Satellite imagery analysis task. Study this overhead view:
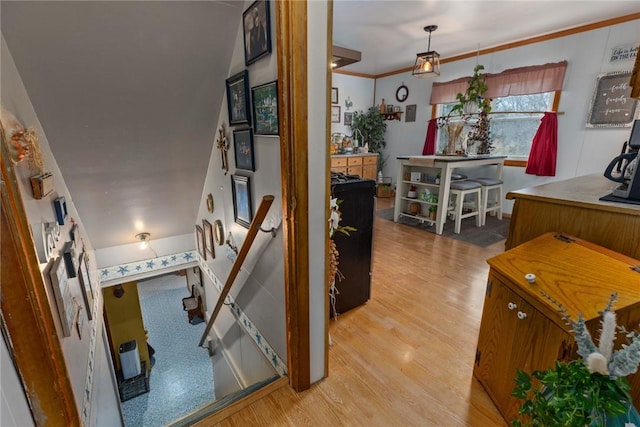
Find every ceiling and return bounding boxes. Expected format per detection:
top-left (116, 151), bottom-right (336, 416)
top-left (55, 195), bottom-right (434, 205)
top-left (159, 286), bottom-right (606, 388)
top-left (2, 1), bottom-right (638, 251)
top-left (333, 1), bottom-right (640, 76)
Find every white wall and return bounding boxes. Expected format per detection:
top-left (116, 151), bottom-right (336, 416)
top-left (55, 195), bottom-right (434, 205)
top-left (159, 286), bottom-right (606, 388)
top-left (197, 0), bottom-right (288, 385)
top-left (307, 0), bottom-right (330, 384)
top-left (1, 37), bottom-right (121, 424)
top-left (367, 19), bottom-right (640, 213)
top-left (330, 73), bottom-right (375, 136)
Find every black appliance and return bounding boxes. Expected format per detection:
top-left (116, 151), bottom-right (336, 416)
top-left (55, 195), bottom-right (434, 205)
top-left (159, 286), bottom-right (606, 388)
top-left (602, 119), bottom-right (640, 204)
top-left (330, 173), bottom-right (376, 317)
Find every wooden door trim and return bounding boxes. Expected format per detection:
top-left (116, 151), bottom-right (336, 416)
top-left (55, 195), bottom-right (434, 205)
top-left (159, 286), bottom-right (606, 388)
top-left (1, 129), bottom-right (80, 425)
top-left (276, 0), bottom-right (311, 391)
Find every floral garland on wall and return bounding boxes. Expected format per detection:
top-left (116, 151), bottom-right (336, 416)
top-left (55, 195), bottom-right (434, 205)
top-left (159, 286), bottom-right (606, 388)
top-left (328, 197), bottom-right (355, 319)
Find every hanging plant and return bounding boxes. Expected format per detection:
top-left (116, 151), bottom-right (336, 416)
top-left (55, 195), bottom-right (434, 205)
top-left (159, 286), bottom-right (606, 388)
top-left (450, 64), bottom-right (490, 117)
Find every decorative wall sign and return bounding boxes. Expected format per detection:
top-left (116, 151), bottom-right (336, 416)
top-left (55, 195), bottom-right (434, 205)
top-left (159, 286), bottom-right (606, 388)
top-left (587, 71), bottom-right (639, 128)
top-left (54, 196), bottom-right (68, 225)
top-left (610, 44), bottom-right (638, 63)
top-left (49, 257), bottom-right (75, 337)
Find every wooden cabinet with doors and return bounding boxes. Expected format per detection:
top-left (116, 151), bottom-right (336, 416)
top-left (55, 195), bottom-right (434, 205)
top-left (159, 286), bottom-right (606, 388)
top-left (331, 153), bottom-right (378, 180)
top-left (474, 232), bottom-right (640, 423)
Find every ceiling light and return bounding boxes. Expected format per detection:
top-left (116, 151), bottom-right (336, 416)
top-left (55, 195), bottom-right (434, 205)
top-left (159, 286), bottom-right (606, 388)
top-left (412, 25), bottom-right (440, 78)
top-left (135, 232), bottom-right (150, 250)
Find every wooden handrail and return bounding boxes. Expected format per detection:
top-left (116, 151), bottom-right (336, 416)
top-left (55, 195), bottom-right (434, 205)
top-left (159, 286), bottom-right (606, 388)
top-left (199, 195), bottom-right (275, 347)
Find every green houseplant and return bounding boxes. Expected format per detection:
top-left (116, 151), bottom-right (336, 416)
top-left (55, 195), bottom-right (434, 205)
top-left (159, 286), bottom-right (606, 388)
top-left (450, 64), bottom-right (489, 117)
top-left (512, 293), bottom-right (640, 427)
top-left (351, 106), bottom-right (388, 172)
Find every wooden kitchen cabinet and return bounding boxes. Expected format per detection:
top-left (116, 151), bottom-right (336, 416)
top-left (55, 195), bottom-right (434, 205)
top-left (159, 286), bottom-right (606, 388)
top-left (474, 232), bottom-right (640, 423)
top-left (331, 154), bottom-right (378, 180)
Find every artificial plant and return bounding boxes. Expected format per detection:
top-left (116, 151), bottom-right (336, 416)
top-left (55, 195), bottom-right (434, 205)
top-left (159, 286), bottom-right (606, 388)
top-left (512, 292), bottom-right (640, 427)
top-left (351, 106), bottom-right (388, 171)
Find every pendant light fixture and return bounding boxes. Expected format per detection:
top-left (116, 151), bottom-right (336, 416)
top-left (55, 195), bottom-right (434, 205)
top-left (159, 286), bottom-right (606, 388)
top-left (412, 25), bottom-right (440, 78)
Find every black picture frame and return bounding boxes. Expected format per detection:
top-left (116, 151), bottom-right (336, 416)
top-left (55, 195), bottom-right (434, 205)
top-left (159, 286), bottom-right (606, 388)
top-left (344, 112), bottom-right (353, 126)
top-left (226, 70), bottom-right (252, 126)
top-left (331, 87), bottom-right (339, 104)
top-left (231, 175), bottom-right (253, 228)
top-left (195, 224), bottom-right (206, 260)
top-left (77, 252), bottom-right (93, 321)
top-left (251, 80), bottom-right (279, 136)
top-left (233, 128), bottom-right (256, 171)
top-left (243, 0), bottom-right (272, 66)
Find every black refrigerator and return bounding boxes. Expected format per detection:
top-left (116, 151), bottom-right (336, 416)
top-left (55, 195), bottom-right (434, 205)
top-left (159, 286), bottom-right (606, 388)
top-left (330, 175), bottom-right (376, 317)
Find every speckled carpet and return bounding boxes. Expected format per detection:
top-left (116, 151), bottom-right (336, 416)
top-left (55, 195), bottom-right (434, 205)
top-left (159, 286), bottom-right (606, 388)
top-left (376, 207), bottom-right (509, 248)
top-left (121, 275), bottom-right (214, 427)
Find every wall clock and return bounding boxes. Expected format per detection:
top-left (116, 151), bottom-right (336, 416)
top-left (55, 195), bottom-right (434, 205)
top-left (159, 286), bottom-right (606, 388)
top-left (213, 220), bottom-right (224, 245)
top-left (395, 84), bottom-right (409, 103)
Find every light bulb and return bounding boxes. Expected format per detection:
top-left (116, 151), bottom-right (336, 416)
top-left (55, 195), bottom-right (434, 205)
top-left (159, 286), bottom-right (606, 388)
top-left (140, 240), bottom-right (148, 250)
top-left (422, 61), bottom-right (433, 72)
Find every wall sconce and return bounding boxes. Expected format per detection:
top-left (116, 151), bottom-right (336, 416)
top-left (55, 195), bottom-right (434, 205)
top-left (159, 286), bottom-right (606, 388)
top-left (135, 232), bottom-right (150, 250)
top-left (412, 25), bottom-right (440, 78)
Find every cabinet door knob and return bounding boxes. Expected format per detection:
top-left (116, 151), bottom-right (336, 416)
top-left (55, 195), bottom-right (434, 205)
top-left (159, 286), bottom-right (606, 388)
top-left (517, 311), bottom-right (528, 320)
top-left (507, 302), bottom-right (517, 310)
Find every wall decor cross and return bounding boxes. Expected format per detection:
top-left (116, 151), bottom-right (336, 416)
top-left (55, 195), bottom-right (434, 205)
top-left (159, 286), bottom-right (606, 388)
top-left (216, 124), bottom-right (230, 175)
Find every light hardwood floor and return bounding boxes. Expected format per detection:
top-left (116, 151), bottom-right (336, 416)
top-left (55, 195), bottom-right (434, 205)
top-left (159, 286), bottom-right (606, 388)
top-left (205, 197), bottom-right (508, 426)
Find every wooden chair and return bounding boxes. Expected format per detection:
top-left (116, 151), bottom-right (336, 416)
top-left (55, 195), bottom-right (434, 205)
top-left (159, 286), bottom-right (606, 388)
top-left (182, 285), bottom-right (204, 324)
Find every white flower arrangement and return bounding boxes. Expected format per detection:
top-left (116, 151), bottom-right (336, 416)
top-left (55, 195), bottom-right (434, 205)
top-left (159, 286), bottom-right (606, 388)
top-left (548, 291), bottom-right (640, 379)
top-left (328, 197), bottom-right (356, 319)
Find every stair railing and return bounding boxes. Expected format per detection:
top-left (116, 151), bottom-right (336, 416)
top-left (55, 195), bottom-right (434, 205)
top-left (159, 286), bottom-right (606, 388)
top-left (199, 195), bottom-right (275, 347)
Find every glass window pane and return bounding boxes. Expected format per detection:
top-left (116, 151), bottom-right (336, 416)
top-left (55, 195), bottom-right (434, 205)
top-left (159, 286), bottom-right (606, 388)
top-left (436, 92), bottom-right (554, 157)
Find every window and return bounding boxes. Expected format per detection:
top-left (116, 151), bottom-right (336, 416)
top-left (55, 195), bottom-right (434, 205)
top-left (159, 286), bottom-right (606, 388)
top-left (437, 92), bottom-right (555, 157)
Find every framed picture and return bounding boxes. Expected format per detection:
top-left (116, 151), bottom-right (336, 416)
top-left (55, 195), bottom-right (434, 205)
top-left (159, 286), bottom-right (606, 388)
top-left (202, 219), bottom-right (215, 258)
top-left (344, 112), bottom-right (353, 126)
top-left (231, 175), bottom-right (253, 228)
top-left (252, 80), bottom-right (279, 136)
top-left (233, 128), bottom-right (255, 171)
top-left (195, 224), bottom-right (206, 259)
top-left (406, 104), bottom-right (417, 122)
top-left (242, 0), bottom-right (271, 66)
top-left (331, 105), bottom-right (341, 123)
top-left (226, 70), bottom-right (252, 126)
top-left (587, 70), bottom-right (639, 128)
top-left (77, 252), bottom-right (94, 321)
top-left (331, 87), bottom-right (339, 104)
